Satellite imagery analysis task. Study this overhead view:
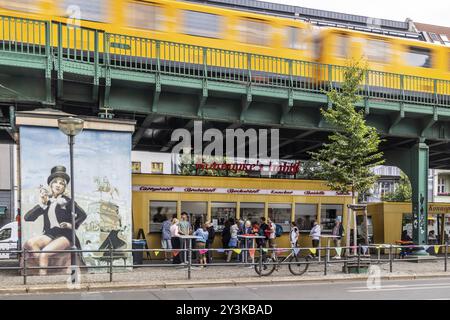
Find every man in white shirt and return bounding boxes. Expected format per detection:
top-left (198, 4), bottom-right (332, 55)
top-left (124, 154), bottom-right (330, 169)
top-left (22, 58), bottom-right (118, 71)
top-left (309, 220), bottom-right (321, 258)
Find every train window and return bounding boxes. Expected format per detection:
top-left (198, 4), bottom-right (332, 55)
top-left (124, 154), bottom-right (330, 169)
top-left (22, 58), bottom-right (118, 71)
top-left (182, 10), bottom-right (222, 38)
top-left (364, 39), bottom-right (391, 63)
top-left (238, 19), bottom-right (270, 46)
top-left (335, 35), bottom-right (349, 58)
top-left (404, 46), bottom-right (432, 68)
top-left (126, 2), bottom-right (164, 31)
top-left (0, 0), bottom-right (40, 13)
top-left (60, 0), bottom-right (108, 23)
top-left (286, 27), bottom-right (307, 50)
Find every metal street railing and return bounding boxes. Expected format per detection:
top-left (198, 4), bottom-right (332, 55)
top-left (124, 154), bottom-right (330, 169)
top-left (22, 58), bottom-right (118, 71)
top-left (0, 242), bottom-right (448, 285)
top-left (0, 15), bottom-right (449, 107)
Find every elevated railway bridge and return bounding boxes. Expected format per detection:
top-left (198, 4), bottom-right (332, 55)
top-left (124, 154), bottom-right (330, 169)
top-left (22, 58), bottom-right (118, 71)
top-left (0, 15), bottom-right (449, 244)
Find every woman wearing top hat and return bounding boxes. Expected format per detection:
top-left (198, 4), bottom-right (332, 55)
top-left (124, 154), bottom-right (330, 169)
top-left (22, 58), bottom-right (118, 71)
top-left (23, 166), bottom-right (87, 275)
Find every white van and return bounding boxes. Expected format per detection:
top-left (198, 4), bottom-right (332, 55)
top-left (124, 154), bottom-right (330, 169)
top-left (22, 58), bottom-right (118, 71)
top-left (0, 221), bottom-right (18, 259)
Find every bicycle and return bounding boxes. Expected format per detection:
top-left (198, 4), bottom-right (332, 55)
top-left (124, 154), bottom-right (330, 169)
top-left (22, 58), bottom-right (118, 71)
top-left (254, 247), bottom-right (311, 276)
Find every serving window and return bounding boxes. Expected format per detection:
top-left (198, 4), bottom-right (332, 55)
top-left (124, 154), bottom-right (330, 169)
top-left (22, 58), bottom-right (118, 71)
top-left (295, 204), bottom-right (317, 232)
top-left (321, 204), bottom-right (343, 232)
top-left (149, 201), bottom-right (176, 233)
top-left (211, 202), bottom-right (237, 232)
top-left (181, 201), bottom-right (207, 230)
top-left (268, 203), bottom-right (292, 232)
top-left (240, 202), bottom-right (265, 224)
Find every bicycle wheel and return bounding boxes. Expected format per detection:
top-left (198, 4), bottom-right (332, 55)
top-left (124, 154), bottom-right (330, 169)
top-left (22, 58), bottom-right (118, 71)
top-left (288, 254), bottom-right (310, 276)
top-left (254, 255), bottom-right (276, 276)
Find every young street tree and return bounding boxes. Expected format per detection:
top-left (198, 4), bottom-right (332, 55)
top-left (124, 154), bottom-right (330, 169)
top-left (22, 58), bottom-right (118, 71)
top-left (309, 61), bottom-right (384, 250)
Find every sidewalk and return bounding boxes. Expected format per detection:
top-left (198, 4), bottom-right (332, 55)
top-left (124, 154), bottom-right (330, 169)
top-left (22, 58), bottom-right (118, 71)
top-left (0, 257), bottom-right (450, 294)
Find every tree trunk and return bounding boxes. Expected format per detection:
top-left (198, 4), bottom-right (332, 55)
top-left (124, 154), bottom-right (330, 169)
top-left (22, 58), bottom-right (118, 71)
top-left (346, 192), bottom-right (356, 256)
top-left (364, 207), bottom-right (369, 246)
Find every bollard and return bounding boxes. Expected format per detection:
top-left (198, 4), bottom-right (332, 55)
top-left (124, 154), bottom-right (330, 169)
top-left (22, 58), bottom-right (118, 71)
top-left (23, 248), bottom-right (27, 285)
top-left (324, 246), bottom-right (328, 276)
top-left (109, 247), bottom-right (113, 282)
top-left (259, 246), bottom-right (263, 277)
top-left (188, 241), bottom-right (192, 280)
top-left (445, 241), bottom-right (448, 272)
top-left (357, 245), bottom-right (361, 273)
top-left (389, 245), bottom-right (393, 273)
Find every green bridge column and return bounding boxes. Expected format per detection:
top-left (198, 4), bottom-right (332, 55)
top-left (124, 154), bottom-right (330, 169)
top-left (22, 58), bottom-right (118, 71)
top-left (409, 142), bottom-right (429, 248)
top-left (385, 141), bottom-right (429, 248)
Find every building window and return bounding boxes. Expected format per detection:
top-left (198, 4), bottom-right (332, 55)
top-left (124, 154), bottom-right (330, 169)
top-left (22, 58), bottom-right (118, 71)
top-left (429, 32), bottom-right (441, 43)
top-left (211, 202), bottom-right (236, 232)
top-left (286, 27), bottom-right (307, 50)
top-left (268, 203), bottom-right (292, 232)
top-left (182, 10), bottom-right (222, 39)
top-left (294, 204), bottom-right (317, 232)
top-left (126, 2), bottom-right (164, 31)
top-left (379, 181), bottom-right (395, 196)
top-left (438, 177), bottom-right (446, 194)
top-left (181, 201), bottom-right (207, 230)
top-left (240, 202), bottom-right (265, 225)
top-left (132, 162), bottom-right (141, 174)
top-left (149, 201), bottom-right (176, 233)
top-left (363, 39), bottom-right (390, 63)
top-left (60, 0), bottom-right (108, 23)
top-left (404, 46), bottom-right (432, 68)
top-left (238, 19), bottom-right (270, 46)
top-left (0, 0), bottom-right (40, 13)
top-left (151, 162), bottom-right (164, 174)
top-left (320, 204), bottom-right (343, 232)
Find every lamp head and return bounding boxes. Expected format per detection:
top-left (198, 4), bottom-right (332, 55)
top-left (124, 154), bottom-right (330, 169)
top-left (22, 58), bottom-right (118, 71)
top-left (58, 117), bottom-right (84, 137)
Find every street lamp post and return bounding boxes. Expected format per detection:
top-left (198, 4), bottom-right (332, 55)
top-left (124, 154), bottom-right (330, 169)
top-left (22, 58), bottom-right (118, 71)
top-left (58, 117), bottom-right (84, 282)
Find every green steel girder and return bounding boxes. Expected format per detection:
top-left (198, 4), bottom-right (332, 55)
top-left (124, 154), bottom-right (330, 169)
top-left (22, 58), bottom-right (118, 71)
top-left (385, 144), bottom-right (429, 246)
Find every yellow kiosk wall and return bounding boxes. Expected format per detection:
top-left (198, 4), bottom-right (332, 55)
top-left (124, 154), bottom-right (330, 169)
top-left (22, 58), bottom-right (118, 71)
top-left (132, 174), bottom-right (353, 259)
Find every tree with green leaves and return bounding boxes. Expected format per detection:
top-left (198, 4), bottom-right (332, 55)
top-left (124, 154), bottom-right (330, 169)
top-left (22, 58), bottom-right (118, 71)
top-left (309, 61), bottom-right (384, 250)
top-left (382, 172), bottom-right (412, 202)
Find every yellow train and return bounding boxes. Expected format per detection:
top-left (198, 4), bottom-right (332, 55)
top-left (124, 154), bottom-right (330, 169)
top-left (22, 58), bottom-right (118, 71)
top-left (0, 0), bottom-right (449, 93)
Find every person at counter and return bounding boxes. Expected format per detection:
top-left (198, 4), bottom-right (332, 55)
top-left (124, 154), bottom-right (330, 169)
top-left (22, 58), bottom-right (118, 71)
top-left (170, 218), bottom-right (181, 264)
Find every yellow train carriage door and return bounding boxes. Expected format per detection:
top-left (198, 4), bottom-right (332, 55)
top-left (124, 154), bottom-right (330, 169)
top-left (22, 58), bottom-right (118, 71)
top-left (52, 0), bottom-right (113, 62)
top-left (114, 1), bottom-right (169, 71)
top-left (0, 0), bottom-right (48, 55)
top-left (169, 7), bottom-right (225, 78)
top-left (398, 43), bottom-right (439, 96)
top-left (281, 22), bottom-right (317, 88)
top-left (362, 36), bottom-right (402, 98)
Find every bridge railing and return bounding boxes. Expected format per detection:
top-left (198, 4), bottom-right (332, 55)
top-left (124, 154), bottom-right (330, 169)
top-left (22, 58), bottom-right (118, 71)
top-left (0, 16), bottom-right (450, 107)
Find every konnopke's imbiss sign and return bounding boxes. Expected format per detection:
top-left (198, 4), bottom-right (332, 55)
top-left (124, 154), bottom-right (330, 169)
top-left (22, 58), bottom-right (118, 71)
top-left (133, 185), bottom-right (352, 196)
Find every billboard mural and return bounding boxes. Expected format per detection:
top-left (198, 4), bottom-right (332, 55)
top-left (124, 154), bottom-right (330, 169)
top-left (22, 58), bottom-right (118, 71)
top-left (20, 126), bottom-right (132, 274)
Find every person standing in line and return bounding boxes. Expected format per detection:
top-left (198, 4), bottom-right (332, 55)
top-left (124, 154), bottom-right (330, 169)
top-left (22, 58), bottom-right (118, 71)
top-left (309, 220), bottom-right (321, 258)
top-left (193, 223), bottom-right (209, 267)
top-left (170, 218), bottom-right (181, 264)
top-left (226, 218), bottom-right (239, 262)
top-left (161, 214), bottom-right (172, 262)
top-left (332, 219), bottom-right (344, 259)
top-left (206, 221), bottom-right (216, 264)
top-left (267, 218), bottom-right (277, 258)
top-left (222, 219), bottom-right (231, 260)
top-left (178, 212), bottom-right (191, 263)
top-left (290, 221), bottom-right (300, 251)
top-left (259, 217), bottom-right (269, 248)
